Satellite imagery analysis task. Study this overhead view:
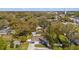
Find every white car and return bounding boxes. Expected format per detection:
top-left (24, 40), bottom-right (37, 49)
top-left (27, 39), bottom-right (34, 43)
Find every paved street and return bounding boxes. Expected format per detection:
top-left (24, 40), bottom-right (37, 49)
top-left (27, 41), bottom-right (50, 50)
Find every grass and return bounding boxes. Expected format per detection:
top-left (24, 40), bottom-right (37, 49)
top-left (53, 47), bottom-right (63, 50)
top-left (64, 45), bottom-right (79, 50)
top-left (35, 44), bottom-right (45, 48)
top-left (52, 44), bottom-right (79, 50)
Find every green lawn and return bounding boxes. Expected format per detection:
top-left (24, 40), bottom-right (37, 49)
top-left (35, 44), bottom-right (45, 48)
top-left (53, 44), bottom-right (79, 50)
top-left (64, 45), bottom-right (79, 50)
top-left (53, 47), bottom-right (63, 50)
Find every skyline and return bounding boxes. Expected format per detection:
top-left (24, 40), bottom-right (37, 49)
top-left (0, 8), bottom-right (78, 11)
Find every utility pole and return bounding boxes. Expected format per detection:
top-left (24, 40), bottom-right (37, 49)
top-left (65, 11), bottom-right (67, 15)
top-left (55, 12), bottom-right (58, 20)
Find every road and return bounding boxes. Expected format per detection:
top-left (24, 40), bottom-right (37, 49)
top-left (27, 41), bottom-right (50, 50)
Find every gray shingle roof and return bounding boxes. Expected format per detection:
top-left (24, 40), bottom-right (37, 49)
top-left (0, 27), bottom-right (11, 34)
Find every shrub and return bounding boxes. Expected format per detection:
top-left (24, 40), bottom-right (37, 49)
top-left (0, 37), bottom-right (7, 50)
top-left (10, 40), bottom-right (14, 48)
top-left (18, 36), bottom-right (27, 42)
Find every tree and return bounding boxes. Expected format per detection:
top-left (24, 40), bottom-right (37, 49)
top-left (18, 36), bottom-right (27, 42)
top-left (9, 17), bottom-right (37, 35)
top-left (46, 22), bottom-right (77, 49)
top-left (74, 12), bottom-right (79, 17)
top-left (58, 34), bottom-right (70, 47)
top-left (61, 22), bottom-right (79, 39)
top-left (0, 20), bottom-right (9, 29)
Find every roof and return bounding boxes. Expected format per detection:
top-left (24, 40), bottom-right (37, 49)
top-left (0, 27), bottom-right (11, 34)
top-left (36, 26), bottom-right (42, 30)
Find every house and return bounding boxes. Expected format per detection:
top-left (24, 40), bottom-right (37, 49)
top-left (31, 26), bottom-right (43, 41)
top-left (36, 26), bottom-right (42, 32)
top-left (0, 27), bottom-right (11, 36)
top-left (36, 26), bottom-right (42, 30)
top-left (70, 17), bottom-right (79, 24)
top-left (31, 26), bottom-right (46, 42)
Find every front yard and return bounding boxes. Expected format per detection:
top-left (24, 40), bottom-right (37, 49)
top-left (6, 42), bottom-right (29, 50)
top-left (35, 44), bottom-right (46, 48)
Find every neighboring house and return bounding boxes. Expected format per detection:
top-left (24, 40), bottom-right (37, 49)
top-left (70, 17), bottom-right (79, 24)
top-left (0, 27), bottom-right (11, 36)
top-left (36, 26), bottom-right (42, 30)
top-left (36, 26), bottom-right (42, 33)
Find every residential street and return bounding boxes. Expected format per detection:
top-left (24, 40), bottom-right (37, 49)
top-left (27, 41), bottom-right (50, 50)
